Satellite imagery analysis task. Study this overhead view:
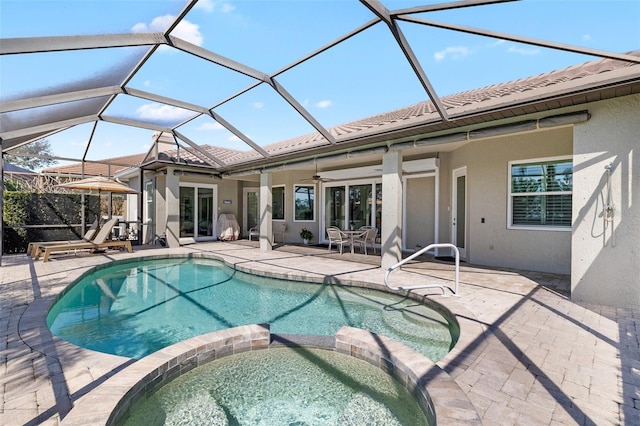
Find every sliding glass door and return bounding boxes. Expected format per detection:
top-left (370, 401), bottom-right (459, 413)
top-left (323, 181), bottom-right (381, 241)
top-left (180, 187), bottom-right (195, 238)
top-left (325, 186), bottom-right (345, 230)
top-left (180, 184), bottom-right (217, 242)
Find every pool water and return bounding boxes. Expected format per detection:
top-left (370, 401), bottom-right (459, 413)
top-left (47, 257), bottom-right (455, 360)
top-left (121, 346), bottom-right (431, 426)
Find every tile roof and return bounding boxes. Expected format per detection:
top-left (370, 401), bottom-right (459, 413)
top-left (48, 51), bottom-right (640, 174)
top-left (43, 153), bottom-right (147, 177)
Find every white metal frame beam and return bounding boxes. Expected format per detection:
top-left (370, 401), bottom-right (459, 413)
top-left (0, 33), bottom-right (166, 55)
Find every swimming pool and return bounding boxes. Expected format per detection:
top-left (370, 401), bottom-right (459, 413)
top-left (47, 257), bottom-right (457, 360)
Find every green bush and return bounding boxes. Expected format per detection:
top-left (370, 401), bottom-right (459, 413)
top-left (3, 192), bottom-right (100, 254)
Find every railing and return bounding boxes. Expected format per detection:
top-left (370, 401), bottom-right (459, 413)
top-left (384, 243), bottom-right (460, 297)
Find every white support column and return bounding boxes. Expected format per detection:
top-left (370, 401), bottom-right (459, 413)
top-left (381, 150), bottom-right (403, 269)
top-left (165, 167), bottom-right (180, 247)
top-left (259, 172), bottom-right (273, 251)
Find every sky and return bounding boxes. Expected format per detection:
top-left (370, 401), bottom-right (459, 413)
top-left (1, 0), bottom-right (639, 170)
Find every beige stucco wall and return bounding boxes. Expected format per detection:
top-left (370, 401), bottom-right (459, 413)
top-left (405, 176), bottom-right (435, 250)
top-left (443, 126), bottom-right (573, 274)
top-left (155, 173), bottom-right (167, 243)
top-left (571, 94), bottom-right (640, 308)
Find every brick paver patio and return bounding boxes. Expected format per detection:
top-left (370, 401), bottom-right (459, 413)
top-left (1, 242), bottom-right (638, 425)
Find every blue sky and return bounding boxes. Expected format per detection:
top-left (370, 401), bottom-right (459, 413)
top-left (1, 0), bottom-right (639, 169)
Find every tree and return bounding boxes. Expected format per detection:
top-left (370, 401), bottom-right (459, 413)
top-left (4, 139), bottom-right (57, 171)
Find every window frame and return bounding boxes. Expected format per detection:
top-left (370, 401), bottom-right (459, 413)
top-left (507, 155), bottom-right (572, 231)
top-left (272, 184), bottom-right (285, 221)
top-left (293, 184), bottom-right (315, 222)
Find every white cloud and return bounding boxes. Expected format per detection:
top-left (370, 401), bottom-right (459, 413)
top-left (434, 46), bottom-right (469, 62)
top-left (252, 101), bottom-right (264, 109)
top-left (137, 103), bottom-right (194, 121)
top-left (507, 46), bottom-right (540, 55)
top-left (132, 15), bottom-right (203, 46)
top-left (219, 3), bottom-right (236, 13)
top-left (229, 134), bottom-right (241, 141)
top-left (582, 34), bottom-right (592, 42)
top-left (143, 80), bottom-right (151, 87)
top-left (316, 100), bottom-right (332, 108)
top-left (198, 122), bottom-right (225, 131)
top-left (195, 0), bottom-right (236, 13)
top-left (195, 0), bottom-right (215, 12)
top-left (173, 20), bottom-right (203, 46)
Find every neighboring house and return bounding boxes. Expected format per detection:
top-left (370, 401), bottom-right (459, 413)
top-left (2, 163), bottom-right (37, 190)
top-left (109, 53), bottom-right (639, 309)
top-left (42, 153), bottom-right (147, 178)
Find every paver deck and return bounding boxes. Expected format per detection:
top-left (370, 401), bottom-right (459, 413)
top-left (1, 241), bottom-right (638, 425)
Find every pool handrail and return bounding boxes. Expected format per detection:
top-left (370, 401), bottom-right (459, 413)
top-left (384, 243), bottom-right (460, 297)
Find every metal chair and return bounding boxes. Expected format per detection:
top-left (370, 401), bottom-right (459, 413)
top-left (353, 227), bottom-right (377, 255)
top-left (326, 227), bottom-right (350, 254)
top-left (249, 223), bottom-right (287, 243)
top-left (274, 223), bottom-right (287, 243)
top-left (248, 226), bottom-right (259, 241)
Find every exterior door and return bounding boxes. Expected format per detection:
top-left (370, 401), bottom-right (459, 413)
top-left (179, 184), bottom-right (217, 242)
top-left (452, 167), bottom-right (467, 259)
top-left (243, 188), bottom-right (259, 236)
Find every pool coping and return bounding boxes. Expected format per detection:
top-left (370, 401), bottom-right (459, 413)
top-left (58, 324), bottom-right (479, 425)
top-left (19, 249), bottom-right (484, 425)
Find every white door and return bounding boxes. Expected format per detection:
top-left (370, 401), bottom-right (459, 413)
top-left (452, 167), bottom-right (467, 259)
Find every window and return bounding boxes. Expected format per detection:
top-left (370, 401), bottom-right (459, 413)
top-left (273, 185), bottom-right (285, 221)
top-left (509, 157), bottom-right (572, 229)
top-left (294, 185), bottom-right (315, 221)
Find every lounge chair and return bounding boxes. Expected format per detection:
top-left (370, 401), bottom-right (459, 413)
top-left (39, 218), bottom-right (133, 262)
top-left (28, 219), bottom-right (100, 258)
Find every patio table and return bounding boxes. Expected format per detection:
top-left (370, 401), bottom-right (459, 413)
top-left (341, 229), bottom-right (368, 254)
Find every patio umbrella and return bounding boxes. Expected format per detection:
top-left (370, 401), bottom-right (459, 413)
top-left (54, 176), bottom-right (139, 195)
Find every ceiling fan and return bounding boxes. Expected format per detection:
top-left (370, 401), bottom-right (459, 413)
top-left (302, 163), bottom-right (332, 184)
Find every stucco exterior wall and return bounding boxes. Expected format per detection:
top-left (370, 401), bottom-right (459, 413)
top-left (155, 173), bottom-right (167, 243)
top-left (571, 94), bottom-right (640, 308)
top-left (444, 127), bottom-right (573, 274)
top-left (405, 176), bottom-right (436, 250)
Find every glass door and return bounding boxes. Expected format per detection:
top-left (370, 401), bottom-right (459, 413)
top-left (198, 187), bottom-right (214, 238)
top-left (325, 186), bottom-right (345, 230)
top-left (180, 187), bottom-right (195, 238)
top-left (323, 181), bottom-right (381, 244)
top-left (348, 184), bottom-right (372, 230)
top-left (243, 188), bottom-right (259, 235)
top-left (452, 167), bottom-right (467, 259)
top-left (180, 185), bottom-right (217, 242)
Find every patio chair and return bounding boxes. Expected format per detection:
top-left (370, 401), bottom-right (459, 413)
top-left (249, 223), bottom-right (287, 243)
top-left (274, 223), bottom-right (287, 243)
top-left (353, 227), bottom-right (377, 255)
top-left (39, 218), bottom-right (133, 262)
top-left (326, 226), bottom-right (350, 254)
top-left (248, 226), bottom-right (259, 241)
top-left (28, 218), bottom-right (100, 258)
